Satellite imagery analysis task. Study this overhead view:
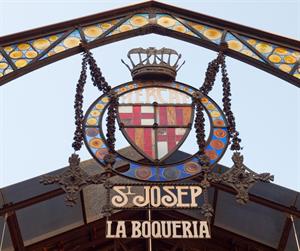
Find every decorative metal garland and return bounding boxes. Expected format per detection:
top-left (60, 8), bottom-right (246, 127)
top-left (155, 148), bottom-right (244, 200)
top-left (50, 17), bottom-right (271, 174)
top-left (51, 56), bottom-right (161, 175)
top-left (193, 45), bottom-right (273, 210)
top-left (41, 45), bottom-right (118, 208)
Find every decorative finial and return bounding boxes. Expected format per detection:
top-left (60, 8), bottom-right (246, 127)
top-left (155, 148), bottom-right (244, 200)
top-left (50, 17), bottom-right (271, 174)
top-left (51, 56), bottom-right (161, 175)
top-left (121, 47), bottom-right (185, 80)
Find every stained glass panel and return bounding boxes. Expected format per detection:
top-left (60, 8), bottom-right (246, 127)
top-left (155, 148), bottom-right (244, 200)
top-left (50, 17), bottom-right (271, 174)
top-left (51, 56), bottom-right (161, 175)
top-left (225, 33), bottom-right (262, 61)
top-left (156, 106), bottom-right (192, 126)
top-left (117, 87), bottom-right (193, 161)
top-left (124, 127), bottom-right (156, 159)
top-left (156, 14), bottom-right (198, 38)
top-left (157, 128), bottom-right (187, 159)
top-left (119, 105), bottom-right (155, 126)
top-left (5, 32), bottom-right (64, 67)
top-left (42, 30), bottom-right (81, 59)
top-left (83, 18), bottom-right (121, 42)
top-left (240, 34), bottom-right (300, 75)
top-left (176, 17), bottom-right (223, 44)
top-left (0, 55), bottom-right (14, 77)
top-left (0, 12), bottom-right (299, 85)
top-left (107, 14), bottom-right (149, 36)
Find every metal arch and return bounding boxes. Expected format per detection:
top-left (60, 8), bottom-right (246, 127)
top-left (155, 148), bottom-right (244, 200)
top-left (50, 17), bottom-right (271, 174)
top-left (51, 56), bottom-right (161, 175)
top-left (0, 1), bottom-right (299, 87)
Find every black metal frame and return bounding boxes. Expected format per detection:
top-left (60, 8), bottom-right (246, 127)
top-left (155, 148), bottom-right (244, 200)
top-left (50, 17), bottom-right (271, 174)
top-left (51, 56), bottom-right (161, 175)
top-left (0, 1), bottom-right (299, 87)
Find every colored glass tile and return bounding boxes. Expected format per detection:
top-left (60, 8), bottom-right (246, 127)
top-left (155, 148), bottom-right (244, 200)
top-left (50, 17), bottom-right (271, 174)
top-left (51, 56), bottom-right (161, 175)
top-left (293, 66), bottom-right (300, 79)
top-left (240, 35), bottom-right (300, 75)
top-left (3, 33), bottom-right (60, 68)
top-left (83, 18), bottom-right (122, 42)
top-left (0, 55), bottom-right (14, 77)
top-left (176, 16), bottom-right (223, 44)
top-left (184, 161), bottom-right (202, 174)
top-left (84, 98), bottom-right (109, 127)
top-left (201, 98), bottom-right (227, 127)
top-left (162, 166), bottom-right (180, 180)
top-left (84, 127), bottom-right (107, 164)
top-left (124, 127), bottom-right (156, 160)
top-left (225, 33), bottom-right (262, 61)
top-left (107, 14), bottom-right (149, 37)
top-left (122, 163), bottom-right (157, 181)
top-left (157, 158), bottom-right (201, 181)
top-left (156, 14), bottom-right (198, 38)
top-left (134, 166), bottom-right (153, 180)
top-left (42, 30), bottom-right (81, 59)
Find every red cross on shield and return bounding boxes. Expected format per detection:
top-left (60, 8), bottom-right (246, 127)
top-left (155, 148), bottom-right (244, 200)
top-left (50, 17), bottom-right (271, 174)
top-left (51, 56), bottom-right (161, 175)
top-left (117, 103), bottom-right (193, 162)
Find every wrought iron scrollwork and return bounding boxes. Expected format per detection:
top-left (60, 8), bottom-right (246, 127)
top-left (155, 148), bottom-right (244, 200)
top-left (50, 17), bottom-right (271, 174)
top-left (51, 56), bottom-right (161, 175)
top-left (100, 154), bottom-right (115, 216)
top-left (200, 169), bottom-right (214, 220)
top-left (220, 152), bottom-right (274, 204)
top-left (40, 154), bottom-right (89, 206)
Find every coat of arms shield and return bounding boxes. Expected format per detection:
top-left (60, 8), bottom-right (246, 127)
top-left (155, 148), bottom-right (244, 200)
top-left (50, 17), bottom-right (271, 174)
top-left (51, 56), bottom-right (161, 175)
top-left (117, 87), bottom-right (194, 163)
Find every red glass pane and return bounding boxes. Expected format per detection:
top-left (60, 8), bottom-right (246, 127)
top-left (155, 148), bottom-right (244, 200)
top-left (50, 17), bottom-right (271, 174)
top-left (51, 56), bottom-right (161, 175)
top-left (118, 105), bottom-right (155, 126)
top-left (157, 128), bottom-right (187, 159)
top-left (124, 128), bottom-right (156, 160)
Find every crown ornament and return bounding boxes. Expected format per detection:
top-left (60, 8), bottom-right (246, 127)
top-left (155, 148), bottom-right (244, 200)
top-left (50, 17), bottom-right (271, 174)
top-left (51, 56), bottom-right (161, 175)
top-left (121, 47), bottom-right (185, 81)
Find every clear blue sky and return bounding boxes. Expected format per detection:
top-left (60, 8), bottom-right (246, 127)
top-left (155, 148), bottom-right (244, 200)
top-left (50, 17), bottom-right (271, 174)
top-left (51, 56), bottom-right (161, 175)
top-left (0, 0), bottom-right (299, 191)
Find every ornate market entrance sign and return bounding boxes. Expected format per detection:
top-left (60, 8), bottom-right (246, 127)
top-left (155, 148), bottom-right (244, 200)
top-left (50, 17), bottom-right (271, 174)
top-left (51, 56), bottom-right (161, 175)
top-left (41, 47), bottom-right (273, 243)
top-left (106, 184), bottom-right (210, 239)
top-left (84, 80), bottom-right (228, 182)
